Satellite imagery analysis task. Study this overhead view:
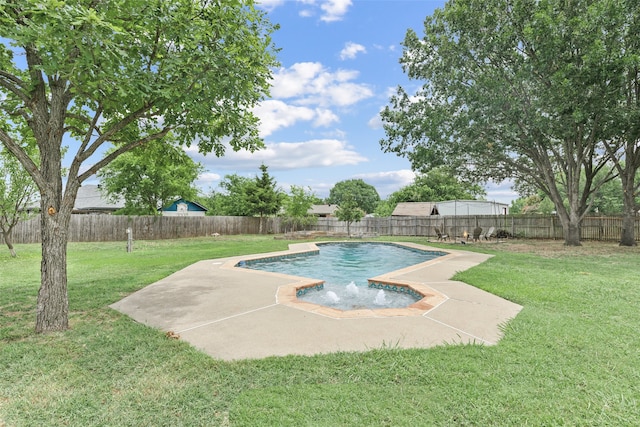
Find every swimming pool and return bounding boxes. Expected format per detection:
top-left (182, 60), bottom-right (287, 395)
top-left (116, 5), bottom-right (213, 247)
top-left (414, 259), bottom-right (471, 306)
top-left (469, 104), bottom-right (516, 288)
top-left (239, 242), bottom-right (445, 310)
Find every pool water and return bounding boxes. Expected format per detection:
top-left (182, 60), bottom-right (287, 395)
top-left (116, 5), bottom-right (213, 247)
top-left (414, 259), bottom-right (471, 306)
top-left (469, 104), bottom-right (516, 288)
top-left (241, 242), bottom-right (444, 310)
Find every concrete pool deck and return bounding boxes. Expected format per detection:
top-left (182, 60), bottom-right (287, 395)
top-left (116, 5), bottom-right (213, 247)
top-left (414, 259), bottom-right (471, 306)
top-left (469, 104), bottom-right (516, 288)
top-left (110, 242), bottom-right (522, 361)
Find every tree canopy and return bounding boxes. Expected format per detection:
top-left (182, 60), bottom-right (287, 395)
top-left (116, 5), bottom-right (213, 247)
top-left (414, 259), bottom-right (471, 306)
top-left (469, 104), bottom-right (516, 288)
top-left (327, 179), bottom-right (380, 214)
top-left (246, 164), bottom-right (283, 233)
top-left (98, 137), bottom-right (203, 215)
top-left (246, 164), bottom-right (283, 218)
top-left (380, 0), bottom-right (636, 245)
top-left (390, 168), bottom-right (485, 204)
top-left (280, 185), bottom-right (320, 232)
top-left (0, 0), bottom-right (278, 332)
top-left (334, 193), bottom-right (364, 237)
top-left (202, 174), bottom-right (254, 216)
top-left (374, 168), bottom-right (486, 217)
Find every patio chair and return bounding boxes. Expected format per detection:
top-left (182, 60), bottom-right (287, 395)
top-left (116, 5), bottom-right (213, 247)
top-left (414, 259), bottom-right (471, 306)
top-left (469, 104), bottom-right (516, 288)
top-left (472, 227), bottom-right (482, 242)
top-left (480, 226), bottom-right (495, 241)
top-left (434, 227), bottom-right (449, 241)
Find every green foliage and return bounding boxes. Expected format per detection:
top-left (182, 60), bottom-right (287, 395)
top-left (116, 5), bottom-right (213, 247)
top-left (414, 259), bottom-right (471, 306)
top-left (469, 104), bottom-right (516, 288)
top-left (590, 176), bottom-right (624, 215)
top-left (374, 168), bottom-right (486, 217)
top-left (246, 164), bottom-right (283, 218)
top-left (327, 179), bottom-right (380, 214)
top-left (98, 137), bottom-right (203, 215)
top-left (373, 200), bottom-right (395, 217)
top-left (280, 185), bottom-right (319, 231)
top-left (391, 168), bottom-right (485, 203)
top-left (203, 165), bottom-right (284, 218)
top-left (380, 0), bottom-right (638, 244)
top-left (335, 193), bottom-right (365, 236)
top-left (0, 147), bottom-right (38, 257)
top-left (203, 174), bottom-right (254, 216)
top-left (510, 193), bottom-right (556, 215)
top-left (0, 0), bottom-right (279, 330)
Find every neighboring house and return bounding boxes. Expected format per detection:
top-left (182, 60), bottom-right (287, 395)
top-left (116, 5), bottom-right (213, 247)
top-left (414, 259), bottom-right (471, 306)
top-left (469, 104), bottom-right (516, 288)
top-left (392, 200), bottom-right (509, 217)
top-left (436, 200), bottom-right (509, 216)
top-left (391, 202), bottom-right (439, 217)
top-left (308, 204), bottom-right (338, 217)
top-left (73, 184), bottom-right (124, 214)
top-left (160, 198), bottom-right (208, 217)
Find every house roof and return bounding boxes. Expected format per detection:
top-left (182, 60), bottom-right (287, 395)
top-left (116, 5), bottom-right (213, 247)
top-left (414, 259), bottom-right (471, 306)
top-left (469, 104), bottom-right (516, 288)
top-left (391, 202), bottom-right (438, 217)
top-left (160, 198), bottom-right (208, 211)
top-left (74, 185), bottom-right (124, 211)
top-left (308, 204), bottom-right (338, 215)
top-left (435, 200), bottom-right (508, 216)
top-left (392, 200), bottom-right (509, 217)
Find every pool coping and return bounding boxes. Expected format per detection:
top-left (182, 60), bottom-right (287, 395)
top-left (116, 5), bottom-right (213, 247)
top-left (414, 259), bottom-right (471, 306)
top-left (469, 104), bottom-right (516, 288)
top-left (110, 241), bottom-right (524, 361)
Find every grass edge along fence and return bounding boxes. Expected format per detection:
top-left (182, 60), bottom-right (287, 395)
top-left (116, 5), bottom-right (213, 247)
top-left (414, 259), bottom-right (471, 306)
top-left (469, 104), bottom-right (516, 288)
top-left (4, 214), bottom-right (638, 244)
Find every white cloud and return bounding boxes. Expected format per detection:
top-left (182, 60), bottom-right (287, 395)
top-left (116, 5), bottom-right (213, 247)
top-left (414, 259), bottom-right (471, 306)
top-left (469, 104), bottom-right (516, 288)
top-left (367, 111), bottom-right (383, 130)
top-left (191, 139), bottom-right (368, 172)
top-left (354, 169), bottom-right (416, 197)
top-left (253, 100), bottom-right (315, 137)
top-left (340, 42), bottom-right (366, 60)
top-left (270, 62), bottom-right (373, 108)
top-left (320, 0), bottom-right (352, 22)
top-left (253, 100), bottom-right (340, 137)
top-left (484, 179), bottom-right (518, 205)
top-left (255, 0), bottom-right (285, 11)
top-left (258, 0), bottom-right (352, 22)
top-left (313, 108), bottom-right (340, 127)
top-left (270, 62), bottom-right (323, 99)
top-left (196, 172), bottom-right (222, 188)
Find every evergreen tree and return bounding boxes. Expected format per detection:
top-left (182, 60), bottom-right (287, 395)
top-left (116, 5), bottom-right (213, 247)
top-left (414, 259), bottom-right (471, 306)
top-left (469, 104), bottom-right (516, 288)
top-left (246, 164), bottom-right (283, 233)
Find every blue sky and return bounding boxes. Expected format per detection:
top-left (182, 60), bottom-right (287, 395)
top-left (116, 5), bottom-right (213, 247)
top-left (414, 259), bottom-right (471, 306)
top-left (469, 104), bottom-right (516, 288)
top-left (184, 0), bottom-right (518, 204)
top-left (1, 0), bottom-right (515, 203)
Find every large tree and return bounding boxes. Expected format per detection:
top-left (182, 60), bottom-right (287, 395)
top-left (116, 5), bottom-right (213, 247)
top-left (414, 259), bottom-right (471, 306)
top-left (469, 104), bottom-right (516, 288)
top-left (246, 164), bottom-right (283, 233)
top-left (598, 0), bottom-right (640, 246)
top-left (98, 136), bottom-right (204, 215)
top-left (203, 174), bottom-right (255, 216)
top-left (380, 0), bottom-right (622, 246)
top-left (375, 168), bottom-right (486, 217)
top-left (327, 179), bottom-right (380, 214)
top-left (0, 1), bottom-right (277, 332)
top-left (390, 168), bottom-right (485, 204)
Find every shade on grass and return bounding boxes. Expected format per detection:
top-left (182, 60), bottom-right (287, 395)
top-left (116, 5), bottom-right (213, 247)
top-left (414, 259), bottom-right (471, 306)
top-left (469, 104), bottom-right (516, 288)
top-left (1, 237), bottom-right (639, 426)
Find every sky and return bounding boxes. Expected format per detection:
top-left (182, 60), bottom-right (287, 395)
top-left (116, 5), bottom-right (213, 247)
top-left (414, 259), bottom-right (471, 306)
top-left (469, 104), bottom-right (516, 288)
top-left (0, 0), bottom-right (517, 204)
top-left (184, 0), bottom-right (519, 204)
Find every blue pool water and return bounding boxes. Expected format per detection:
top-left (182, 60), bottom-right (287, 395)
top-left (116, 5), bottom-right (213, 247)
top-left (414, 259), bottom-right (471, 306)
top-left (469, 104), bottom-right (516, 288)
top-left (240, 242), bottom-right (444, 310)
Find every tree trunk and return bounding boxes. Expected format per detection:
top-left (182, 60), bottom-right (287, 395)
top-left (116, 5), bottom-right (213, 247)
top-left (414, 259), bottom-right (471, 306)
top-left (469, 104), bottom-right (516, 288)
top-left (555, 203), bottom-right (582, 246)
top-left (563, 220), bottom-right (582, 246)
top-left (5, 234), bottom-right (17, 258)
top-left (35, 194), bottom-right (71, 333)
top-left (619, 173), bottom-right (637, 246)
top-left (2, 226), bottom-right (17, 257)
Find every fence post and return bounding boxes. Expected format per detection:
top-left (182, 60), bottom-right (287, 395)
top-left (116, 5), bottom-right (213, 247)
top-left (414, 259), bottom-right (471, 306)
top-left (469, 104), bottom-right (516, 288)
top-left (126, 228), bottom-right (133, 252)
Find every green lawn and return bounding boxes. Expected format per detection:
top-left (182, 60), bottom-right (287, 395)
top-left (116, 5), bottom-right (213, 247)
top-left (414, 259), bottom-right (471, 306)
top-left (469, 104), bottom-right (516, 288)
top-left (1, 236), bottom-right (639, 426)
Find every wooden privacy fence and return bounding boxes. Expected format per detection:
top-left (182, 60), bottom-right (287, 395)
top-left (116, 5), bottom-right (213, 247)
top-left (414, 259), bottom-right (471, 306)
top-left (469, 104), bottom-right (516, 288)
top-left (311, 215), bottom-right (639, 241)
top-left (4, 214), bottom-right (639, 244)
top-left (7, 215), bottom-right (282, 244)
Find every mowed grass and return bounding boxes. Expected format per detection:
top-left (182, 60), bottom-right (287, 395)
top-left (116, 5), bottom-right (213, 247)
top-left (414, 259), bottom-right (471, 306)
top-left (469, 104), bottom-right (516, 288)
top-left (1, 236), bottom-right (639, 426)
